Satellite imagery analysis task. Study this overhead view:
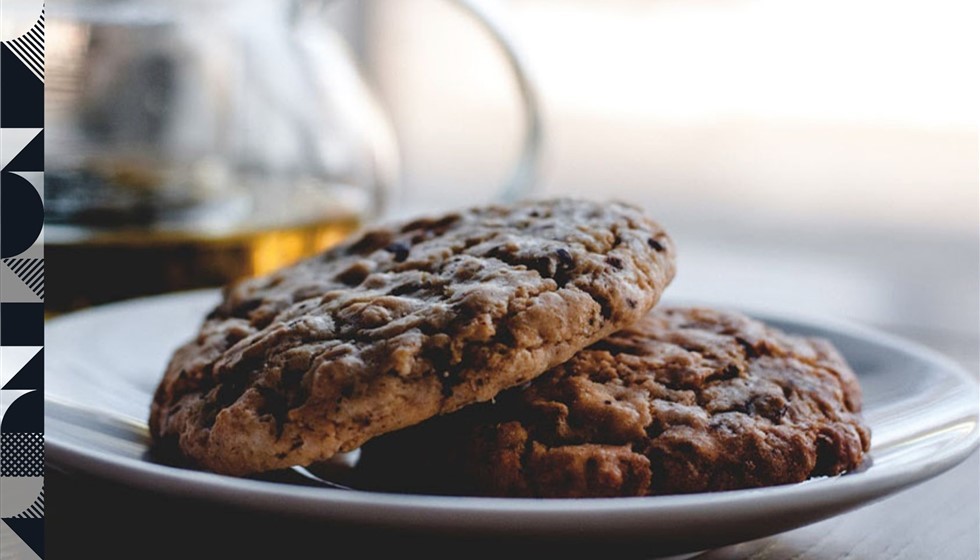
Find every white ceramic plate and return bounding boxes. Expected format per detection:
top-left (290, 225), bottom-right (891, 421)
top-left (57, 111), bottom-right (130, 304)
top-left (45, 291), bottom-right (979, 555)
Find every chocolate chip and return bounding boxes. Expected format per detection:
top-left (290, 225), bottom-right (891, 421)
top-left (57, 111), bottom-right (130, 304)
top-left (606, 255), bottom-right (624, 269)
top-left (229, 297), bottom-right (263, 319)
top-left (556, 248), bottom-right (574, 267)
top-left (530, 255), bottom-right (559, 279)
top-left (592, 292), bottom-right (614, 319)
top-left (385, 242), bottom-right (410, 262)
top-left (348, 230), bottom-right (393, 255)
top-left (707, 364), bottom-right (741, 382)
top-left (735, 337), bottom-right (760, 359)
top-left (648, 238), bottom-right (665, 252)
top-left (224, 330), bottom-right (247, 347)
top-left (390, 282), bottom-right (420, 296)
top-left (550, 248), bottom-right (577, 287)
top-left (336, 263), bottom-right (370, 286)
top-left (432, 214), bottom-right (461, 231)
top-left (256, 386), bottom-right (289, 438)
top-left (401, 214), bottom-right (462, 235)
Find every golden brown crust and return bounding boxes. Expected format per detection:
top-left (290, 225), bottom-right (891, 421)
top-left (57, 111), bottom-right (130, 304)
top-left (360, 307), bottom-right (871, 497)
top-left (149, 199), bottom-right (676, 475)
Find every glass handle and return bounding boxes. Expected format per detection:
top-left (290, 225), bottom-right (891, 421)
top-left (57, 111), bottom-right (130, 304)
top-left (442, 0), bottom-right (544, 202)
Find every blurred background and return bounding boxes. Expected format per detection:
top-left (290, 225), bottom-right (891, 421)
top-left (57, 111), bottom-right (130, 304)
top-left (39, 0), bottom-right (977, 372)
top-left (356, 0), bottom-right (979, 372)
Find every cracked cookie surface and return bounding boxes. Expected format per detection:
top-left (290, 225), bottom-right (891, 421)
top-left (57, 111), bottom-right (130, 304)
top-left (149, 199), bottom-right (676, 475)
top-left (359, 307), bottom-right (871, 497)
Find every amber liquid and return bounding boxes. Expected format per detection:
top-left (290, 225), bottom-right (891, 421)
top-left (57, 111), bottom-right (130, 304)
top-left (46, 216), bottom-right (361, 313)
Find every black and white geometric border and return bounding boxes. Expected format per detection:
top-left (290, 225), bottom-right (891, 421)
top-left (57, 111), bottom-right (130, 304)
top-left (2, 259), bottom-right (44, 299)
top-left (1, 1), bottom-right (46, 558)
top-left (10, 487), bottom-right (44, 519)
top-left (4, 8), bottom-right (43, 82)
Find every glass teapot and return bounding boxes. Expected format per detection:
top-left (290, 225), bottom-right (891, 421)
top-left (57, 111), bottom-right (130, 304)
top-left (44, 0), bottom-right (541, 311)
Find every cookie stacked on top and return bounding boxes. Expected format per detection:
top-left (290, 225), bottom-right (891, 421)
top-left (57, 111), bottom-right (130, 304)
top-left (150, 199), bottom-right (870, 496)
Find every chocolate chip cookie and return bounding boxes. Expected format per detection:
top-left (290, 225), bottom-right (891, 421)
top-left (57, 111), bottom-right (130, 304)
top-left (359, 307), bottom-right (871, 497)
top-left (149, 199), bottom-right (676, 476)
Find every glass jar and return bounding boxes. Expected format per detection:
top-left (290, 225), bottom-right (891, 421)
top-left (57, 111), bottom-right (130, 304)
top-left (44, 0), bottom-right (541, 311)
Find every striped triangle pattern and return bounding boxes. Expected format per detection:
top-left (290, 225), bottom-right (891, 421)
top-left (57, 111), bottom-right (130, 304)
top-left (3, 8), bottom-right (44, 83)
top-left (2, 259), bottom-right (43, 299)
top-left (10, 488), bottom-right (44, 519)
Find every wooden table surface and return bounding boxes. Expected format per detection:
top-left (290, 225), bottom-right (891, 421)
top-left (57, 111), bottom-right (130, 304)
top-left (697, 450), bottom-right (979, 559)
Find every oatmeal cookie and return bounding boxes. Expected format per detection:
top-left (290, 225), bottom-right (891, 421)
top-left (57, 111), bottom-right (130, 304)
top-left (149, 199), bottom-right (676, 476)
top-left (360, 307), bottom-right (871, 497)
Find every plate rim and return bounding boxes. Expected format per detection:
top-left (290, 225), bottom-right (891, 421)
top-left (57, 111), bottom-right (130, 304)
top-left (44, 290), bottom-right (980, 525)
